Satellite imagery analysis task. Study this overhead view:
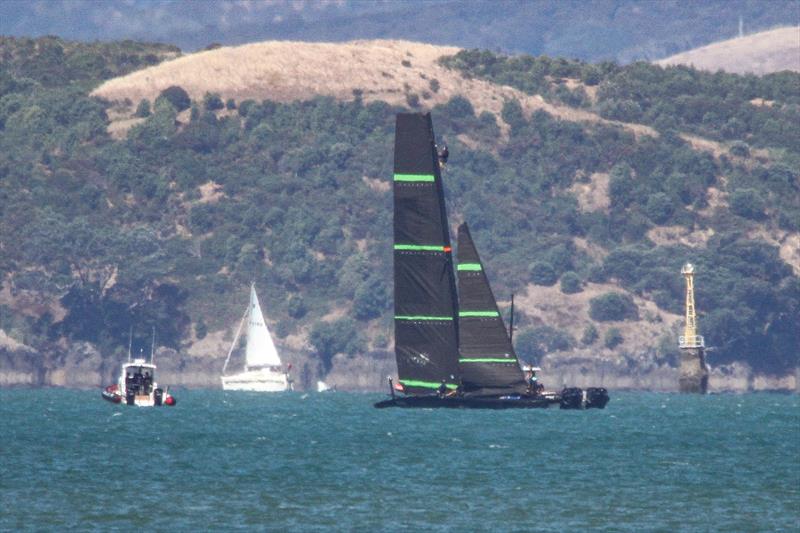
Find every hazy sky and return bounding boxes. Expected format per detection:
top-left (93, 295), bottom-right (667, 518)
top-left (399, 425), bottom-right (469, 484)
top-left (1, 0), bottom-right (798, 62)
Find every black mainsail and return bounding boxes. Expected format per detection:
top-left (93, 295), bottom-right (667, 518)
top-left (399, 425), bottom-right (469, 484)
top-left (456, 223), bottom-right (527, 395)
top-left (393, 113), bottom-right (460, 394)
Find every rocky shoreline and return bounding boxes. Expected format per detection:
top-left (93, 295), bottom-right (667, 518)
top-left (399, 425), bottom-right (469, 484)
top-left (2, 343), bottom-right (797, 393)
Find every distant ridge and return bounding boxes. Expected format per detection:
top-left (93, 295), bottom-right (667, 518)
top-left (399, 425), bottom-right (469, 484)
top-left (656, 26), bottom-right (800, 75)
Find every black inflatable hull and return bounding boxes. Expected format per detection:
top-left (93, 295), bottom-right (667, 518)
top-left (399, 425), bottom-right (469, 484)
top-left (374, 394), bottom-right (557, 409)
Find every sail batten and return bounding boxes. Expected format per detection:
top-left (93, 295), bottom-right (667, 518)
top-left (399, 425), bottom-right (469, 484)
top-left (456, 223), bottom-right (527, 395)
top-left (393, 113), bottom-right (460, 394)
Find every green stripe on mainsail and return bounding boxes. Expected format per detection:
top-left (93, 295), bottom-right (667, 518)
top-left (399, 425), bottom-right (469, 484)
top-left (458, 311), bottom-right (500, 317)
top-left (395, 315), bottom-right (453, 321)
top-left (457, 263), bottom-right (482, 271)
top-left (459, 358), bottom-right (515, 363)
top-left (399, 380), bottom-right (458, 390)
top-left (394, 173), bottom-right (435, 182)
top-left (394, 244), bottom-right (446, 252)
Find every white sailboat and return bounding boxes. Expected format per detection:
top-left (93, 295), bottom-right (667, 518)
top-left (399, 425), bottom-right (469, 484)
top-left (221, 283), bottom-right (292, 392)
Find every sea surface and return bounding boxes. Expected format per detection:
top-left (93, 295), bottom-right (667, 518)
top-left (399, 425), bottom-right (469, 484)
top-left (1, 390), bottom-right (798, 531)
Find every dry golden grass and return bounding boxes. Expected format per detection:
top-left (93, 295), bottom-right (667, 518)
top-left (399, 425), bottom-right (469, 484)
top-left (647, 226), bottom-right (715, 248)
top-left (569, 172), bottom-right (610, 212)
top-left (92, 39), bottom-right (654, 138)
top-left (657, 26), bottom-right (800, 75)
top-left (515, 281), bottom-right (682, 366)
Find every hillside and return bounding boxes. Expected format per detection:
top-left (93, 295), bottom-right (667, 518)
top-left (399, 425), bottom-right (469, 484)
top-left (1, 37), bottom-right (798, 392)
top-left (92, 40), bottom-right (651, 140)
top-left (656, 26), bottom-right (800, 75)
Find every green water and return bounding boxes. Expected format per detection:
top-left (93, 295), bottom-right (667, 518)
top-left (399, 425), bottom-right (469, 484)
top-left (1, 390), bottom-right (798, 531)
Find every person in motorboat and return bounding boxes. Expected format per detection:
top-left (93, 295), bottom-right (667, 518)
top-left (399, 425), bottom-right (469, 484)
top-left (143, 372), bottom-right (152, 394)
top-left (437, 380), bottom-right (448, 398)
top-left (133, 369), bottom-right (143, 393)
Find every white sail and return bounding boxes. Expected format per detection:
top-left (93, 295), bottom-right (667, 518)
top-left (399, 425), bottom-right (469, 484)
top-left (245, 284), bottom-right (282, 368)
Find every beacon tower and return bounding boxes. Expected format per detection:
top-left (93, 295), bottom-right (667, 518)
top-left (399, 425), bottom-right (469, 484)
top-left (678, 263), bottom-right (709, 393)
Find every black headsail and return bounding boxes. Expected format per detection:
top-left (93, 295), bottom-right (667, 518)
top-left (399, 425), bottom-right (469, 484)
top-left (393, 113), bottom-right (460, 395)
top-left (456, 223), bottom-right (527, 395)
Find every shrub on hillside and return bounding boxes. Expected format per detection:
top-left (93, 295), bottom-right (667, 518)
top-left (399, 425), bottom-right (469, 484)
top-left (604, 327), bottom-right (623, 349)
top-left (560, 271), bottom-right (583, 294)
top-left (730, 188), bottom-right (766, 220)
top-left (581, 324), bottom-right (599, 346)
top-left (203, 92), bottom-right (224, 111)
top-left (529, 261), bottom-right (558, 286)
top-left (134, 99), bottom-right (151, 118)
top-left (645, 192), bottom-right (674, 224)
top-left (158, 85), bottom-right (191, 112)
top-left (589, 292), bottom-right (638, 321)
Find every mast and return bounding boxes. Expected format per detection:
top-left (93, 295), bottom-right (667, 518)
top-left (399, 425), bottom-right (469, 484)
top-left (127, 327), bottom-right (133, 363)
top-left (222, 307), bottom-right (249, 376)
top-left (392, 113), bottom-right (460, 394)
top-left (509, 293), bottom-right (515, 344)
top-left (150, 327), bottom-right (156, 365)
top-left (456, 223), bottom-right (527, 395)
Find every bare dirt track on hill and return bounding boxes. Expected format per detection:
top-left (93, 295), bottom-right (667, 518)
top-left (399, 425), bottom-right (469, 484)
top-left (657, 26), bottom-right (800, 75)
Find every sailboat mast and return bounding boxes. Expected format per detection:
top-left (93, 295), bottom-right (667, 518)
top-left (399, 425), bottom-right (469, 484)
top-left (150, 327), bottom-right (156, 364)
top-left (509, 293), bottom-right (515, 344)
top-left (222, 307), bottom-right (249, 375)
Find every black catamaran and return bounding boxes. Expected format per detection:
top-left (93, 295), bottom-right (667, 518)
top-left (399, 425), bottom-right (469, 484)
top-left (375, 112), bottom-right (609, 409)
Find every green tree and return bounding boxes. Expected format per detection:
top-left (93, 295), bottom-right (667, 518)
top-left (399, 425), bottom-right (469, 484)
top-left (589, 292), bottom-right (639, 321)
top-left (529, 261), bottom-right (557, 286)
top-left (604, 327), bottom-right (623, 349)
top-left (560, 271), bottom-right (583, 294)
top-left (158, 85), bottom-right (191, 112)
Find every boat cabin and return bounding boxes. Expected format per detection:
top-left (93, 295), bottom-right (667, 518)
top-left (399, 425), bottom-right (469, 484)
top-left (120, 359), bottom-right (157, 396)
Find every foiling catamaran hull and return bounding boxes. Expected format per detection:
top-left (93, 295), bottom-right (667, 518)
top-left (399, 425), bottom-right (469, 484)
top-left (374, 395), bottom-right (555, 409)
top-left (374, 387), bottom-right (609, 410)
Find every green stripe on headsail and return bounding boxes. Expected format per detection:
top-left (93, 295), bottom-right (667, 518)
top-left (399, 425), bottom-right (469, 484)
top-left (459, 358), bottom-right (516, 363)
top-left (399, 379), bottom-right (458, 390)
top-left (395, 315), bottom-right (453, 321)
top-left (394, 173), bottom-right (435, 182)
top-left (458, 311), bottom-right (500, 317)
top-left (394, 244), bottom-right (447, 252)
top-left (457, 263), bottom-right (482, 271)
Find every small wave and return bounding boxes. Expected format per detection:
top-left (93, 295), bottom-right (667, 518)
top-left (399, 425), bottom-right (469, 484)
top-left (489, 444), bottom-right (508, 449)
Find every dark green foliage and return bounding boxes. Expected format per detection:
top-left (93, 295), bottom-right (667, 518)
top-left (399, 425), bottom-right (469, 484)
top-left (604, 327), bottom-right (623, 349)
top-left (309, 318), bottom-right (362, 371)
top-left (529, 261), bottom-right (557, 286)
top-left (203, 92), bottom-right (224, 111)
top-left (730, 188), bottom-right (766, 220)
top-left (287, 295), bottom-right (307, 319)
top-left (515, 325), bottom-right (575, 362)
top-left (159, 85), bottom-right (191, 112)
top-left (134, 99), bottom-right (151, 118)
top-left (581, 324), bottom-right (599, 346)
top-left (353, 276), bottom-right (389, 320)
top-left (645, 192), bottom-right (674, 224)
top-left (729, 141), bottom-right (750, 157)
top-left (589, 293), bottom-right (639, 321)
top-left (560, 271), bottom-right (582, 294)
